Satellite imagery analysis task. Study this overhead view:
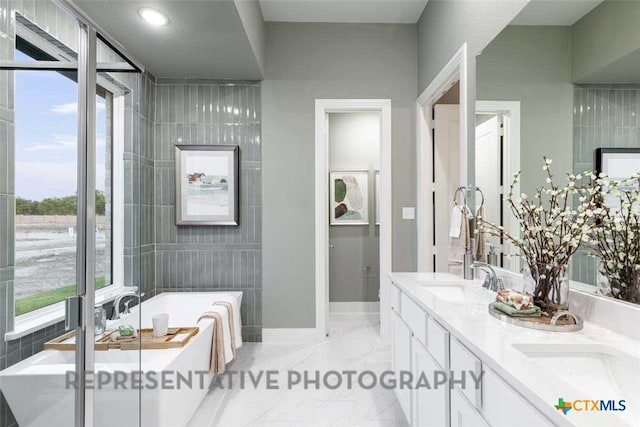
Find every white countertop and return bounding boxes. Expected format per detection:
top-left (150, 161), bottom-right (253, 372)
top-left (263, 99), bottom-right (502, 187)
top-left (389, 272), bottom-right (640, 427)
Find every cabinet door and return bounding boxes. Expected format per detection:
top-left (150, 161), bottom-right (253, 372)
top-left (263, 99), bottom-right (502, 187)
top-left (412, 337), bottom-right (447, 427)
top-left (392, 311), bottom-right (412, 422)
top-left (482, 368), bottom-right (554, 427)
top-left (451, 390), bottom-right (489, 427)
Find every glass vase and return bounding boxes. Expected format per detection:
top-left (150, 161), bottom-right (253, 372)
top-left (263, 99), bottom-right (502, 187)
top-left (525, 264), bottom-right (570, 314)
top-left (598, 261), bottom-right (640, 304)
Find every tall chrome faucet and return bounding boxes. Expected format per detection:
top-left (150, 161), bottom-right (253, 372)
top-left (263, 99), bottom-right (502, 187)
top-left (472, 262), bottom-right (503, 292)
top-left (111, 288), bottom-right (145, 320)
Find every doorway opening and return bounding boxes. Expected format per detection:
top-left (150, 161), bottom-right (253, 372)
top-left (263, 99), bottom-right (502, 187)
top-left (432, 85), bottom-right (462, 274)
top-left (315, 100), bottom-right (392, 342)
top-left (416, 44), bottom-right (470, 273)
top-left (475, 101), bottom-right (521, 271)
top-left (328, 113), bottom-right (381, 321)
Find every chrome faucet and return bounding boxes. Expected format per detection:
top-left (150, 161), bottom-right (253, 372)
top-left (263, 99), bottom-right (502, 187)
top-left (111, 288), bottom-right (145, 320)
top-left (472, 262), bottom-right (503, 292)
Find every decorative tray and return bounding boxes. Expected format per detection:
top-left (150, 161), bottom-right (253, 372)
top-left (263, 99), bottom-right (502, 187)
top-left (43, 327), bottom-right (199, 351)
top-left (488, 305), bottom-right (583, 332)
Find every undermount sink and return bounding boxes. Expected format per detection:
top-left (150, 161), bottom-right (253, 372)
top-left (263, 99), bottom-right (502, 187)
top-left (417, 283), bottom-right (466, 302)
top-left (513, 343), bottom-right (640, 413)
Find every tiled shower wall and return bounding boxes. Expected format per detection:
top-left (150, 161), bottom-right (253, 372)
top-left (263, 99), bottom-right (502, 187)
top-left (153, 79), bottom-right (262, 342)
top-left (572, 84), bottom-right (640, 285)
top-left (123, 72), bottom-right (157, 299)
top-left (0, 21), bottom-right (17, 423)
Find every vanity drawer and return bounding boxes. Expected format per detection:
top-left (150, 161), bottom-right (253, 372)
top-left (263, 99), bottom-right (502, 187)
top-left (400, 293), bottom-right (427, 345)
top-left (426, 316), bottom-right (448, 368)
top-left (482, 368), bottom-right (553, 427)
top-left (450, 337), bottom-right (482, 409)
top-left (391, 283), bottom-right (401, 312)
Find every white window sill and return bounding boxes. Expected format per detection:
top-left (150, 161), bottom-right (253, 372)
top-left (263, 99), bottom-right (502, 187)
top-left (4, 286), bottom-right (136, 341)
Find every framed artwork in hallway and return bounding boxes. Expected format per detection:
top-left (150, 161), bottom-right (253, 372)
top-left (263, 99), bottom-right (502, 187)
top-left (330, 170), bottom-right (369, 225)
top-left (175, 145), bottom-right (240, 226)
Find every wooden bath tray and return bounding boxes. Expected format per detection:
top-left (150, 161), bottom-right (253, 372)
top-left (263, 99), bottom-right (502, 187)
top-left (44, 327), bottom-right (199, 351)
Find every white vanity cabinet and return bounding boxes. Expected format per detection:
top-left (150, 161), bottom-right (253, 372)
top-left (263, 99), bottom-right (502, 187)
top-left (451, 389), bottom-right (489, 427)
top-left (390, 282), bottom-right (554, 427)
top-left (411, 336), bottom-right (448, 427)
top-left (392, 284), bottom-right (449, 427)
top-left (392, 309), bottom-right (412, 419)
top-left (482, 368), bottom-right (554, 427)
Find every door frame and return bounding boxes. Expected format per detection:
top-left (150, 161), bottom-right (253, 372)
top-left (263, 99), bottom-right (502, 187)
top-left (476, 100), bottom-right (521, 271)
top-left (416, 44), bottom-right (470, 272)
top-left (314, 99), bottom-right (392, 342)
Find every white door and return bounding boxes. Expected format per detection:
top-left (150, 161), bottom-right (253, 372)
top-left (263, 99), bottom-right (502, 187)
top-left (475, 115), bottom-right (501, 263)
top-left (433, 104), bottom-right (461, 273)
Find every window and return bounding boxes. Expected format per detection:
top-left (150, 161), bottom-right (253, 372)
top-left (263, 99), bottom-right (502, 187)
top-left (13, 44), bottom-right (115, 316)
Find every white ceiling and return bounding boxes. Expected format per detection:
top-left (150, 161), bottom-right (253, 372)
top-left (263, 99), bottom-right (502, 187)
top-left (259, 0), bottom-right (429, 24)
top-left (511, 0), bottom-right (604, 26)
top-left (74, 0), bottom-right (263, 79)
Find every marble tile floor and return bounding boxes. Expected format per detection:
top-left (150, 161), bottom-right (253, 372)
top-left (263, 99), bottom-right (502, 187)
top-left (187, 313), bottom-right (409, 427)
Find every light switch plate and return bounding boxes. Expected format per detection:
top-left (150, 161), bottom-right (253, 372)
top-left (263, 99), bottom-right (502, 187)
top-left (402, 207), bottom-right (415, 220)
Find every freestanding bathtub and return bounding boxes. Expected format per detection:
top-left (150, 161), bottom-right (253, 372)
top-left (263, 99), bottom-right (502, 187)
top-left (0, 292), bottom-right (242, 427)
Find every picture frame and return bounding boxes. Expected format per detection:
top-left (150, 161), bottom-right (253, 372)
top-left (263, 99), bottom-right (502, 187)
top-left (175, 145), bottom-right (240, 226)
top-left (595, 148), bottom-right (640, 211)
top-left (595, 148), bottom-right (640, 178)
top-left (330, 170), bottom-right (369, 225)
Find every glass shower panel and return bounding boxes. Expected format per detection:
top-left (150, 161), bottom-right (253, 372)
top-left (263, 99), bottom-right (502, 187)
top-left (0, 2), bottom-right (143, 427)
top-left (93, 64), bottom-right (142, 424)
top-left (0, 3), bottom-right (85, 427)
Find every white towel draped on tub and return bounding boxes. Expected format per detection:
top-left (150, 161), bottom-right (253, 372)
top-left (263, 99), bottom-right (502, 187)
top-left (198, 305), bottom-right (234, 373)
top-left (213, 295), bottom-right (242, 349)
top-left (209, 305), bottom-right (234, 363)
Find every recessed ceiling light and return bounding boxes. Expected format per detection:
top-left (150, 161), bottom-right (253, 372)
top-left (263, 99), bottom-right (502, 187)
top-left (138, 8), bottom-right (169, 26)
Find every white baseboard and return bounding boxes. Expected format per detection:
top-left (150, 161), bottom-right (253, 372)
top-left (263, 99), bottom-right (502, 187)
top-left (262, 328), bottom-right (318, 343)
top-left (330, 302), bottom-right (380, 314)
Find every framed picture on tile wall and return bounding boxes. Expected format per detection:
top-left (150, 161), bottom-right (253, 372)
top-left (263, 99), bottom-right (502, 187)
top-left (595, 148), bottom-right (640, 211)
top-left (175, 145), bottom-right (239, 225)
top-left (330, 171), bottom-right (369, 225)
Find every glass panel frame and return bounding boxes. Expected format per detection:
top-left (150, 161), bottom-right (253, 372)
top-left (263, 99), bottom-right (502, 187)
top-left (0, 1), bottom-right (143, 425)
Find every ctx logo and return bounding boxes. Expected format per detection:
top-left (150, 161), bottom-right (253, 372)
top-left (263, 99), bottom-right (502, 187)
top-left (554, 398), bottom-right (627, 415)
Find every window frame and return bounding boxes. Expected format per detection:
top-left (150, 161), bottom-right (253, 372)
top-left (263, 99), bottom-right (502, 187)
top-left (6, 18), bottom-right (128, 338)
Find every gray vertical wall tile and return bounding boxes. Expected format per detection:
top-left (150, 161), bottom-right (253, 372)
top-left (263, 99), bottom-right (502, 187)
top-left (153, 78), bottom-right (261, 337)
top-left (573, 84), bottom-right (640, 285)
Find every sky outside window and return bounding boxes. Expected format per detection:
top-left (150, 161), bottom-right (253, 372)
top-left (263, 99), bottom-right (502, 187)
top-left (14, 49), bottom-right (107, 202)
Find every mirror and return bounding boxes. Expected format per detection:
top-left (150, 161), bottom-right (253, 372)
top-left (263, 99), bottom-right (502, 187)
top-left (474, 0), bottom-right (640, 305)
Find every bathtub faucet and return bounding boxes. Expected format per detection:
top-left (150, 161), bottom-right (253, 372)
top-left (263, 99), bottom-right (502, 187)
top-left (111, 288), bottom-right (145, 320)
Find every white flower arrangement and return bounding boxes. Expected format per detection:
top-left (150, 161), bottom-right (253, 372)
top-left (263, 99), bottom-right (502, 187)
top-left (587, 173), bottom-right (640, 304)
top-left (478, 157), bottom-right (601, 313)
